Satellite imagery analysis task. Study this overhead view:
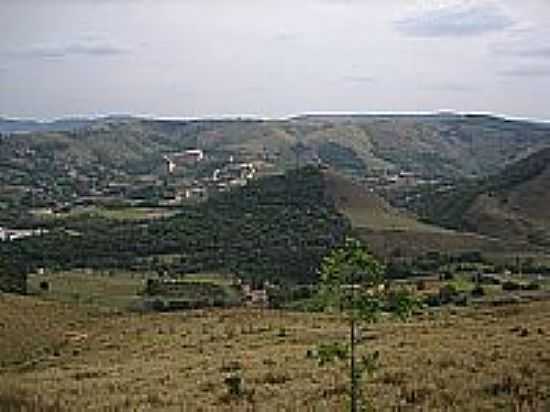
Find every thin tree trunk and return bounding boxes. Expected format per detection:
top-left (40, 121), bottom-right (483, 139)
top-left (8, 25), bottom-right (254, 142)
top-left (350, 314), bottom-right (357, 412)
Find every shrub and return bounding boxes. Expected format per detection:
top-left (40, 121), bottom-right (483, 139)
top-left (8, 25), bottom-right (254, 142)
top-left (502, 281), bottom-right (521, 291)
top-left (424, 294), bottom-right (441, 307)
top-left (523, 282), bottom-right (541, 291)
top-left (454, 293), bottom-right (469, 306)
top-left (416, 280), bottom-right (427, 291)
top-left (224, 373), bottom-right (243, 397)
top-left (150, 299), bottom-right (166, 311)
top-left (440, 271), bottom-right (455, 281)
top-left (261, 370), bottom-right (290, 385)
top-left (471, 285), bottom-right (485, 297)
top-left (439, 284), bottom-right (458, 304)
top-left (478, 275), bottom-right (502, 285)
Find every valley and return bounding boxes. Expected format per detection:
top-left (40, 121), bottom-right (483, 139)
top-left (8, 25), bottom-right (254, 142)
top-left (1, 114), bottom-right (550, 411)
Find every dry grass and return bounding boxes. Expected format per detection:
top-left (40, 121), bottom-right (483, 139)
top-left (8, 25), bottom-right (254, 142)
top-left (356, 227), bottom-right (534, 258)
top-left (1, 294), bottom-right (550, 411)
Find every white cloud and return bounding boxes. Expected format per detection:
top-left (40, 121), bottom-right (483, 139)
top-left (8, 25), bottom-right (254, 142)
top-left (342, 75), bottom-right (376, 83)
top-left (4, 39), bottom-right (131, 60)
top-left (492, 29), bottom-right (550, 59)
top-left (425, 82), bottom-right (475, 92)
top-left (395, 2), bottom-right (515, 37)
top-left (498, 66), bottom-right (550, 77)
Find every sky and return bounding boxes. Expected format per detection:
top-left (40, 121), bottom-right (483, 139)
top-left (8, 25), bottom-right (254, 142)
top-left (1, 0), bottom-right (549, 120)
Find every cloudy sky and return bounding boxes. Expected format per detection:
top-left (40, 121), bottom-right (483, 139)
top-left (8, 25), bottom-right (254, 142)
top-left (1, 0), bottom-right (549, 120)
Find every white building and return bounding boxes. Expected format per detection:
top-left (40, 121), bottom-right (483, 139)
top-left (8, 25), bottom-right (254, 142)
top-left (164, 149), bottom-right (205, 174)
top-left (0, 227), bottom-right (46, 242)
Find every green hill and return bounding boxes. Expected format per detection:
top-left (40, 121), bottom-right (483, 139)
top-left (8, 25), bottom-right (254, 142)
top-left (2, 113), bottom-right (549, 183)
top-left (0, 167), bottom-right (350, 289)
top-left (414, 147), bottom-right (550, 247)
top-left (2, 113), bottom-right (550, 274)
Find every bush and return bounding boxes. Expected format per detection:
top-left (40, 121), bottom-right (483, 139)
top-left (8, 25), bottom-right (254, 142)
top-left (454, 293), bottom-right (469, 306)
top-left (478, 274), bottom-right (502, 285)
top-left (440, 271), bottom-right (455, 281)
top-left (150, 298), bottom-right (166, 311)
top-left (424, 294), bottom-right (441, 307)
top-left (502, 281), bottom-right (521, 291)
top-left (426, 284), bottom-right (463, 306)
top-left (416, 280), bottom-right (427, 291)
top-left (523, 282), bottom-right (541, 291)
top-left (224, 373), bottom-right (243, 397)
top-left (461, 251), bottom-right (484, 263)
top-left (439, 284), bottom-right (458, 304)
top-left (471, 285), bottom-right (485, 297)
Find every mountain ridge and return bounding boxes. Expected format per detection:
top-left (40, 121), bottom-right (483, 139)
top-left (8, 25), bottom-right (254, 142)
top-left (2, 114), bottom-right (549, 180)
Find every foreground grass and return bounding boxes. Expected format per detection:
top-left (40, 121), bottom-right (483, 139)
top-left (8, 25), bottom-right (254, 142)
top-left (1, 294), bottom-right (550, 411)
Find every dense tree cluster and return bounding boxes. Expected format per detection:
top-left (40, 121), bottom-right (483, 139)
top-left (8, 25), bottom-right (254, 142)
top-left (0, 167), bottom-right (350, 292)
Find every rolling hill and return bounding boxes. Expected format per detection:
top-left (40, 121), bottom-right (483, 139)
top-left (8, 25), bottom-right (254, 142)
top-left (415, 147), bottom-right (550, 247)
top-left (2, 113), bottom-right (550, 271)
top-left (320, 169), bottom-right (531, 257)
top-left (322, 169), bottom-right (438, 232)
top-left (2, 113), bottom-right (550, 181)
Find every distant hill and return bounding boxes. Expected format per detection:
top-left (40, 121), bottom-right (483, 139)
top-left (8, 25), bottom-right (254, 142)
top-left (2, 112), bottom-right (550, 262)
top-left (0, 117), bottom-right (101, 134)
top-left (1, 113), bottom-right (550, 180)
top-left (415, 147), bottom-right (550, 247)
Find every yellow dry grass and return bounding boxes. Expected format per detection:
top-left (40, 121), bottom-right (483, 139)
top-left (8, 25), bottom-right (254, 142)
top-left (1, 294), bottom-right (550, 411)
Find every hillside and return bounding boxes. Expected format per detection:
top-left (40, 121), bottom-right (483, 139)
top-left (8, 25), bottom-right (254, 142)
top-left (153, 166), bottom-right (351, 282)
top-left (316, 169), bottom-right (532, 258)
top-left (0, 167), bottom-right (350, 290)
top-left (2, 294), bottom-right (550, 410)
top-left (322, 170), bottom-right (438, 232)
top-left (414, 147), bottom-right (550, 247)
top-left (2, 113), bottom-right (550, 180)
top-left (2, 114), bottom-right (550, 272)
top-left (3, 113), bottom-right (549, 229)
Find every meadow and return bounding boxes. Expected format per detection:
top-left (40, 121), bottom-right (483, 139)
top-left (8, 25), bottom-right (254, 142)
top-left (1, 292), bottom-right (550, 411)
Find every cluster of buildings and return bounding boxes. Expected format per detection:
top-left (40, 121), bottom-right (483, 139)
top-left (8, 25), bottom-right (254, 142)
top-left (164, 149), bottom-right (205, 174)
top-left (364, 170), bottom-right (438, 188)
top-left (163, 148), bottom-right (258, 203)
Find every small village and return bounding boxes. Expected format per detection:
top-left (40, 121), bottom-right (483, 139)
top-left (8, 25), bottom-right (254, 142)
top-left (161, 148), bottom-right (258, 203)
top-left (0, 134), bottom-right (434, 228)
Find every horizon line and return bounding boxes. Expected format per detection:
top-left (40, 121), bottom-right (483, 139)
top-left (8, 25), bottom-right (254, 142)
top-left (2, 110), bottom-right (550, 125)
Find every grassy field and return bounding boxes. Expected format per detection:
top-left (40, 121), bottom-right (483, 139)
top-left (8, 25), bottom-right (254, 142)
top-left (355, 227), bottom-right (541, 259)
top-left (27, 271), bottom-right (147, 310)
top-left (323, 170), bottom-right (445, 234)
top-left (26, 271), bottom-right (243, 312)
top-left (1, 293), bottom-right (550, 411)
